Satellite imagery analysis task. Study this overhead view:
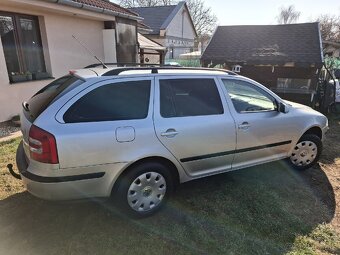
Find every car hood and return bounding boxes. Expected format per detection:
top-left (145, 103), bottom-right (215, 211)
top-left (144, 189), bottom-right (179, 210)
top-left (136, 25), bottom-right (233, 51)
top-left (283, 100), bottom-right (312, 110)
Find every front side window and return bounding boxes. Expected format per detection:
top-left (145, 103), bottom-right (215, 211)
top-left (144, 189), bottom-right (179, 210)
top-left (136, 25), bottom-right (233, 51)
top-left (160, 79), bottom-right (224, 118)
top-left (223, 79), bottom-right (276, 113)
top-left (64, 80), bottom-right (151, 123)
top-left (0, 12), bottom-right (46, 82)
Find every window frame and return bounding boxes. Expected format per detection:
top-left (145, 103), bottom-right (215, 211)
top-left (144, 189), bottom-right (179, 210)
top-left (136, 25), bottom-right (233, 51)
top-left (0, 11), bottom-right (47, 81)
top-left (156, 76), bottom-right (226, 119)
top-left (220, 77), bottom-right (279, 114)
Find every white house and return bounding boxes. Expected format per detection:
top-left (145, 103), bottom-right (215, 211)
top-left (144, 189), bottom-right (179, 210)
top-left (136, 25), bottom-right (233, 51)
top-left (130, 1), bottom-right (197, 61)
top-left (0, 0), bottom-right (141, 122)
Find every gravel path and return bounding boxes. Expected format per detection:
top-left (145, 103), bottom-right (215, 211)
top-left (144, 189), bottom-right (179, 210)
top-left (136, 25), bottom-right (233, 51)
top-left (0, 121), bottom-right (21, 138)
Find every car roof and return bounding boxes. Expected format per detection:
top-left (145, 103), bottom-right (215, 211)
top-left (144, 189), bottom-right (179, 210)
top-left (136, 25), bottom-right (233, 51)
top-left (70, 66), bottom-right (237, 80)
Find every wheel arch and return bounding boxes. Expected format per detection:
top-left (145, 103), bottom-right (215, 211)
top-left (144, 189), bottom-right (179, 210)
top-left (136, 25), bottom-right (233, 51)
top-left (301, 126), bottom-right (323, 140)
top-left (110, 156), bottom-right (180, 196)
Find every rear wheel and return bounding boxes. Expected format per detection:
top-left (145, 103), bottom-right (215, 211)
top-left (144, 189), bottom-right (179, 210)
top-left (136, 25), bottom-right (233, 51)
top-left (289, 134), bottom-right (322, 170)
top-left (113, 162), bottom-right (174, 218)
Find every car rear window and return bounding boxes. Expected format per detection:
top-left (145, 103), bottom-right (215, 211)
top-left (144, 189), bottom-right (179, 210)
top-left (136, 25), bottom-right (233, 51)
top-left (63, 80), bottom-right (151, 123)
top-left (23, 75), bottom-right (84, 122)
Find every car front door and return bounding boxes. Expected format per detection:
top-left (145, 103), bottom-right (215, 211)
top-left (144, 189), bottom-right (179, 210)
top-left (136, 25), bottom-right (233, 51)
top-left (219, 78), bottom-right (293, 169)
top-left (153, 76), bottom-right (236, 177)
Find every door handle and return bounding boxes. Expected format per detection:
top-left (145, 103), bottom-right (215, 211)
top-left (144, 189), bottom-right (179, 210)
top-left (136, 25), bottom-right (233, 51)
top-left (238, 122), bottom-right (250, 130)
top-left (161, 129), bottom-right (179, 138)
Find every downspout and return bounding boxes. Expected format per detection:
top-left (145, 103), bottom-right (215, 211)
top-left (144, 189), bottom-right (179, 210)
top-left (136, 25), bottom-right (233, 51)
top-left (317, 22), bottom-right (324, 64)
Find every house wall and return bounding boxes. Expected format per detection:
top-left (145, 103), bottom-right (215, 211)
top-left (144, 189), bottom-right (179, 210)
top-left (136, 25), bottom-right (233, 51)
top-left (237, 65), bottom-right (319, 106)
top-left (165, 8), bottom-right (195, 59)
top-left (0, 1), bottom-right (114, 122)
top-left (237, 66), bottom-right (318, 88)
top-left (166, 8), bottom-right (196, 40)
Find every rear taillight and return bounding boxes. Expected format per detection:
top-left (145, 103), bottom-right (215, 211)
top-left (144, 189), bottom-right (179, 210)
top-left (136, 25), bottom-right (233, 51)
top-left (29, 125), bottom-right (59, 164)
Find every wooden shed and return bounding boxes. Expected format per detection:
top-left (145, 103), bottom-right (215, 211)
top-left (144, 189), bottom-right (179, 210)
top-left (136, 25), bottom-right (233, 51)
top-left (201, 23), bottom-right (323, 106)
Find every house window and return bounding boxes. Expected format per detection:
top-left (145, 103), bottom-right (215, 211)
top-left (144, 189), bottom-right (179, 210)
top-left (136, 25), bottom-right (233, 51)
top-left (277, 78), bottom-right (311, 90)
top-left (0, 12), bottom-right (47, 83)
top-left (232, 65), bottom-right (242, 73)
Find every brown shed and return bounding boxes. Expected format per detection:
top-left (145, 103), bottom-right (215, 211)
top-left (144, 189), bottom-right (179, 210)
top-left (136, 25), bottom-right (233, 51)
top-left (201, 23), bottom-right (323, 106)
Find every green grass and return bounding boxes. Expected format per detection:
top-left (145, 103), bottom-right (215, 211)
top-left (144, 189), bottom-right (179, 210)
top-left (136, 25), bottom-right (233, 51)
top-left (0, 138), bottom-right (23, 198)
top-left (0, 117), bottom-right (339, 255)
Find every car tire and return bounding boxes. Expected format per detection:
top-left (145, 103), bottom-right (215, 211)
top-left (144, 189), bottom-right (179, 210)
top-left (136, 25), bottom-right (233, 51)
top-left (113, 162), bottom-right (174, 218)
top-left (288, 134), bottom-right (322, 171)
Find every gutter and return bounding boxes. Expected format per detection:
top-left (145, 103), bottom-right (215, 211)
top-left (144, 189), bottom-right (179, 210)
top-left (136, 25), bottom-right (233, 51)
top-left (43, 0), bottom-right (143, 21)
top-left (138, 27), bottom-right (153, 34)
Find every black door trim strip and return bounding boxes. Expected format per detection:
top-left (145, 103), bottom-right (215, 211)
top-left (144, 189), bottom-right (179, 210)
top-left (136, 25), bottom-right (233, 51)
top-left (180, 140), bottom-right (292, 163)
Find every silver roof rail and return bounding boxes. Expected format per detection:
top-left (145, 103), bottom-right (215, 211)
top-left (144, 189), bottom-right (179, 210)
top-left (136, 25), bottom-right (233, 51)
top-left (101, 66), bottom-right (237, 76)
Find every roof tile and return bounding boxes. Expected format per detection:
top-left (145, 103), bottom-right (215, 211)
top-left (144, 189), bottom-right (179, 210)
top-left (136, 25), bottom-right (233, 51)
top-left (71, 0), bottom-right (138, 17)
top-left (129, 5), bottom-right (177, 34)
top-left (202, 23), bottom-right (323, 66)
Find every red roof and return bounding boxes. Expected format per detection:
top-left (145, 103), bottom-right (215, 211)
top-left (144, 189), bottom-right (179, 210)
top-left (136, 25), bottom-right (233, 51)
top-left (71, 0), bottom-right (139, 17)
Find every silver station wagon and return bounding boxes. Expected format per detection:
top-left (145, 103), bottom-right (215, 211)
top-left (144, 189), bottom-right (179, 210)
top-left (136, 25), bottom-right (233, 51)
top-left (15, 66), bottom-right (329, 217)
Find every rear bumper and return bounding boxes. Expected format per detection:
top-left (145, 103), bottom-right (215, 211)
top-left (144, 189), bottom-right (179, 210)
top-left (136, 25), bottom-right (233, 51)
top-left (16, 141), bottom-right (120, 200)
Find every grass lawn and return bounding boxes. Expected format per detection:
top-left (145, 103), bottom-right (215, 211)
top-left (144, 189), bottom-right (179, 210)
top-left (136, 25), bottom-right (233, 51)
top-left (0, 116), bottom-right (339, 255)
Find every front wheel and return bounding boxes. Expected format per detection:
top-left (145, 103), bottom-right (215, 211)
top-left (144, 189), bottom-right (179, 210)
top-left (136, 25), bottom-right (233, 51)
top-left (289, 134), bottom-right (322, 171)
top-left (113, 162), bottom-right (174, 218)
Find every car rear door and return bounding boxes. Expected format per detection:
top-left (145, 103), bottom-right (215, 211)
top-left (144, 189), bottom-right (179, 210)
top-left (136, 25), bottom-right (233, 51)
top-left (54, 77), bottom-right (155, 169)
top-left (153, 76), bottom-right (237, 177)
top-left (219, 77), bottom-right (294, 169)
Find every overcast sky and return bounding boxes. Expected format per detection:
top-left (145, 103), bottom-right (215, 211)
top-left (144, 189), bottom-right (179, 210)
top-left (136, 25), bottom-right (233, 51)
top-left (204, 0), bottom-right (340, 26)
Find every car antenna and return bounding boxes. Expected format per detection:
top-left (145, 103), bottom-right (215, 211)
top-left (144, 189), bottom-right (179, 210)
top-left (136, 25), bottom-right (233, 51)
top-left (72, 35), bottom-right (108, 69)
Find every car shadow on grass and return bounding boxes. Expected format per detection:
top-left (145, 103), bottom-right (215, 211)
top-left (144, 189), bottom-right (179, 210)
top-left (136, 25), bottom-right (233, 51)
top-left (0, 161), bottom-right (335, 255)
top-left (321, 114), bottom-right (340, 165)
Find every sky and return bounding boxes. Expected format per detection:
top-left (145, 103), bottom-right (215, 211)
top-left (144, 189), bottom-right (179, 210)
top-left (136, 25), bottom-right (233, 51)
top-left (203, 0), bottom-right (340, 26)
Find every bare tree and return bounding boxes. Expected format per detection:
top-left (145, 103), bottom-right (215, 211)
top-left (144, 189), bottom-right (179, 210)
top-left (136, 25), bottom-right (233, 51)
top-left (118, 0), bottom-right (175, 8)
top-left (276, 5), bottom-right (300, 24)
top-left (316, 14), bottom-right (340, 42)
top-left (185, 0), bottom-right (217, 37)
top-left (117, 0), bottom-right (217, 37)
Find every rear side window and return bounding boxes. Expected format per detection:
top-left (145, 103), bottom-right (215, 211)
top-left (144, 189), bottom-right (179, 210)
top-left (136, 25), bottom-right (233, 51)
top-left (24, 75), bottom-right (84, 122)
top-left (64, 80), bottom-right (151, 123)
top-left (160, 79), bottom-right (223, 118)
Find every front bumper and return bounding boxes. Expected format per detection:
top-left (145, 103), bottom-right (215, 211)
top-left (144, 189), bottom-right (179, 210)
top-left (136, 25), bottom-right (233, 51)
top-left (15, 141), bottom-right (119, 200)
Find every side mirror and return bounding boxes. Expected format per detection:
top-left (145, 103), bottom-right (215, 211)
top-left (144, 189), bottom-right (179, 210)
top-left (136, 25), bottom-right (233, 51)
top-left (278, 102), bottom-right (288, 113)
